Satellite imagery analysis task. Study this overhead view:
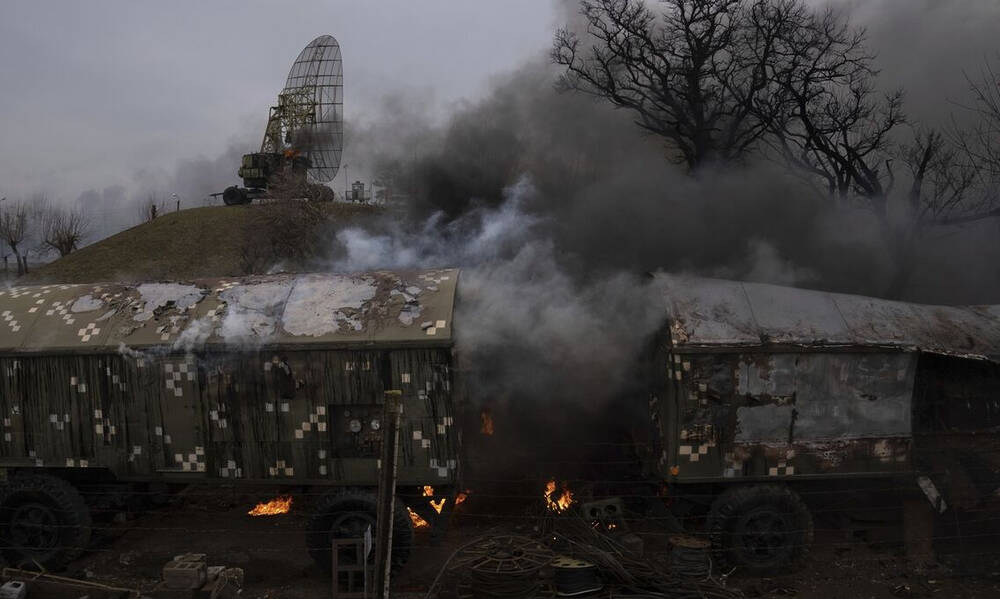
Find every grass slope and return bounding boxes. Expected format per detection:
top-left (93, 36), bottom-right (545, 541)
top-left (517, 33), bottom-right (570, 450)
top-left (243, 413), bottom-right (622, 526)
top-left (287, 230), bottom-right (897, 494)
top-left (25, 202), bottom-right (374, 284)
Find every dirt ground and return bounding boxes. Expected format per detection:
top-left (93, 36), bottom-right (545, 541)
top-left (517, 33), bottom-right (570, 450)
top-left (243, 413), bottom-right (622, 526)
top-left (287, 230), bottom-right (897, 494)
top-left (56, 485), bottom-right (1000, 598)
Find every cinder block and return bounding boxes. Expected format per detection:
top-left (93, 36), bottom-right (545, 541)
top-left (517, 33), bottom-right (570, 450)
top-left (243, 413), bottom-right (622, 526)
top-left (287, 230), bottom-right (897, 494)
top-left (0, 581), bottom-right (27, 599)
top-left (163, 558), bottom-right (207, 589)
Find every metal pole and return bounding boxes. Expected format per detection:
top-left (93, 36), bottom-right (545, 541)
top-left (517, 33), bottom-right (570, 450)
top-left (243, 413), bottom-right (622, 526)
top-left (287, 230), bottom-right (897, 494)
top-left (373, 390), bottom-right (402, 599)
top-left (0, 198), bottom-right (6, 276)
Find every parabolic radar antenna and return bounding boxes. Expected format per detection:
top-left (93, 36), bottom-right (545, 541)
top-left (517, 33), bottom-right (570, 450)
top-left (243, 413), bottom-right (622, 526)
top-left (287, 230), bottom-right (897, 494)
top-left (221, 35), bottom-right (343, 205)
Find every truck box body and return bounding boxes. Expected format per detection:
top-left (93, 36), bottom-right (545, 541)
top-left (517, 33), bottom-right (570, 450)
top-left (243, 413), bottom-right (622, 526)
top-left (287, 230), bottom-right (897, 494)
top-left (649, 274), bottom-right (1000, 491)
top-left (0, 270), bottom-right (460, 487)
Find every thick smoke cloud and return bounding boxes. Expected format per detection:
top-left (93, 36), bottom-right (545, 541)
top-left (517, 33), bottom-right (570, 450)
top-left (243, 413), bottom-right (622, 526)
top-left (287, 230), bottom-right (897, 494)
top-left (345, 59), bottom-right (893, 292)
top-left (326, 0), bottom-right (1000, 420)
top-left (343, 1), bottom-right (1000, 299)
top-left (332, 179), bottom-right (663, 410)
top-left (841, 0), bottom-right (1000, 128)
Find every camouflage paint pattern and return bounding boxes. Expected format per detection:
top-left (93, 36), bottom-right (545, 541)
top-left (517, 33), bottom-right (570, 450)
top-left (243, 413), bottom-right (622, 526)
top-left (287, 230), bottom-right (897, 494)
top-left (0, 270), bottom-right (459, 486)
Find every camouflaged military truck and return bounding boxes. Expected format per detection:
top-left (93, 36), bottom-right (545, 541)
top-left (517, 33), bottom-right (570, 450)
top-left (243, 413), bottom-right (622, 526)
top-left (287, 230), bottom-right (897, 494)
top-left (643, 274), bottom-right (1000, 574)
top-left (0, 269), bottom-right (460, 570)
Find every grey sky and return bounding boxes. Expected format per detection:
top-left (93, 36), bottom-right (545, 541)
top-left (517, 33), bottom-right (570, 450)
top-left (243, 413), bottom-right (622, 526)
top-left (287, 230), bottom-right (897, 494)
top-left (0, 1), bottom-right (557, 203)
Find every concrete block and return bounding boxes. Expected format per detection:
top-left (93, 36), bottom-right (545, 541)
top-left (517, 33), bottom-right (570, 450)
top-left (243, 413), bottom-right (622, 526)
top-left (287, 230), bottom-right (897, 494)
top-left (163, 558), bottom-right (207, 589)
top-left (0, 581), bottom-right (27, 599)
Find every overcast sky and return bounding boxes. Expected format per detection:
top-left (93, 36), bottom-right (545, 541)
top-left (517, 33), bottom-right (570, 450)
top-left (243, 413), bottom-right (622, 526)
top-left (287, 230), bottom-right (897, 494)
top-left (2, 1), bottom-right (999, 217)
top-left (0, 1), bottom-right (557, 204)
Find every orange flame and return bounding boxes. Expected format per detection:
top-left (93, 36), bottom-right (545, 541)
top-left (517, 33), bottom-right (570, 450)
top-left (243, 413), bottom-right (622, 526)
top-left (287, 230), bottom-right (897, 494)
top-left (544, 480), bottom-right (573, 513)
top-left (423, 485), bottom-right (446, 514)
top-left (407, 507), bottom-right (429, 529)
top-left (429, 498), bottom-right (446, 514)
top-left (248, 495), bottom-right (292, 516)
top-left (456, 490), bottom-right (469, 505)
top-left (480, 410), bottom-right (494, 435)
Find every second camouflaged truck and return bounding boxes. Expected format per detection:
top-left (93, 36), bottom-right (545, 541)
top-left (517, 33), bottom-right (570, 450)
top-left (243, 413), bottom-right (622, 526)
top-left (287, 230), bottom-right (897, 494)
top-left (0, 269), bottom-right (459, 570)
top-left (643, 274), bottom-right (1000, 573)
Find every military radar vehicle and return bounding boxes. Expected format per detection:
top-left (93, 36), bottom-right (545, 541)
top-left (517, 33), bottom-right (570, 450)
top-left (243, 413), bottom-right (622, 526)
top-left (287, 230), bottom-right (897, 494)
top-left (220, 35), bottom-right (343, 205)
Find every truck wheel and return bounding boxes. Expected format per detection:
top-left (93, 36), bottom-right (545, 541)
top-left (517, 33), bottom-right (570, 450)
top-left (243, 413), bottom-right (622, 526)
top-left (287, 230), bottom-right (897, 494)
top-left (305, 492), bottom-right (413, 573)
top-left (0, 473), bottom-right (92, 570)
top-left (222, 186), bottom-right (248, 206)
top-left (706, 484), bottom-right (812, 576)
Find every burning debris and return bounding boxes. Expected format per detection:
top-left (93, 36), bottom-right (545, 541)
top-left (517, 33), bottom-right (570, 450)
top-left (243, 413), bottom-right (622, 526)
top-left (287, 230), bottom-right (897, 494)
top-left (247, 496), bottom-right (292, 517)
top-left (544, 479), bottom-right (574, 513)
top-left (407, 507), bottom-right (430, 530)
top-left (424, 485), bottom-right (447, 514)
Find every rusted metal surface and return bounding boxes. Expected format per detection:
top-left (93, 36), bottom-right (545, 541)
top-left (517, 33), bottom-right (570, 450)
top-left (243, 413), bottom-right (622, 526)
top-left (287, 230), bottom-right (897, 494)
top-left (656, 274), bottom-right (1000, 362)
top-left (0, 270), bottom-right (460, 486)
top-left (650, 275), bottom-right (1000, 486)
top-left (658, 351), bottom-right (916, 482)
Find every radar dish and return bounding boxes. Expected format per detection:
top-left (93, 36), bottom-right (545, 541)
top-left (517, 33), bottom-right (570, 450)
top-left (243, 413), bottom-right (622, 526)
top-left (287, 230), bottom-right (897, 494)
top-left (261, 35), bottom-right (343, 183)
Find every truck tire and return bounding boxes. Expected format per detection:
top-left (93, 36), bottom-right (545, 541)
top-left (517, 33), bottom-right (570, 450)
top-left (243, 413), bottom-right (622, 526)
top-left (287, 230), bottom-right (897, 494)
top-left (0, 473), bottom-right (92, 570)
top-left (706, 484), bottom-right (812, 576)
top-left (305, 492), bottom-right (413, 573)
top-left (222, 186), bottom-right (248, 206)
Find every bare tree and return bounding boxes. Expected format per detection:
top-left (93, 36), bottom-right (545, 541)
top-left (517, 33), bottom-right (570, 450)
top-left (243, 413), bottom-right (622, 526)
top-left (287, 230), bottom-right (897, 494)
top-left (0, 202), bottom-right (29, 275)
top-left (949, 58), bottom-right (1000, 219)
top-left (760, 7), bottom-right (905, 203)
top-left (40, 206), bottom-right (89, 257)
top-left (239, 200), bottom-right (327, 274)
top-left (552, 0), bottom-right (809, 170)
top-left (878, 131), bottom-right (982, 297)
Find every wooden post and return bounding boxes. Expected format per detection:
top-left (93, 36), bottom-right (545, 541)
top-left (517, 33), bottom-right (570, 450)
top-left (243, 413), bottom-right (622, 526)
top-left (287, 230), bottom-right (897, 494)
top-left (373, 390), bottom-right (402, 599)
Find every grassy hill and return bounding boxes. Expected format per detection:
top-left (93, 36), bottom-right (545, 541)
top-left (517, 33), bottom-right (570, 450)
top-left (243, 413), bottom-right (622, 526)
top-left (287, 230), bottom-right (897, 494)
top-left (24, 202), bottom-right (376, 284)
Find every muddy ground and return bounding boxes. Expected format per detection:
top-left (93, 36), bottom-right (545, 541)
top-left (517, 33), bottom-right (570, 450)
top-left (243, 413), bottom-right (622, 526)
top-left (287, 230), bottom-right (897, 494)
top-left (54, 485), bottom-right (1000, 598)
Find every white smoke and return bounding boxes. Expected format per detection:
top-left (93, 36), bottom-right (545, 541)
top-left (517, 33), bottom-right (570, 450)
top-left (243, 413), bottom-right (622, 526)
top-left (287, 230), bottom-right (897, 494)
top-left (331, 177), bottom-right (665, 405)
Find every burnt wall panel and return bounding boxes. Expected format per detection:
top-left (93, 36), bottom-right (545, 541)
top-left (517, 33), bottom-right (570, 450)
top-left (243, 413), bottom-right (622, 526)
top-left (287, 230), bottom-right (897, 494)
top-left (665, 350), bottom-right (917, 482)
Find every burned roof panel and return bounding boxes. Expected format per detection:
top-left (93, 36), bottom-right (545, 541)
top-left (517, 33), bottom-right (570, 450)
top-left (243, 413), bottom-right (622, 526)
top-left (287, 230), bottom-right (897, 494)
top-left (0, 269), bottom-right (458, 355)
top-left (743, 281), bottom-right (853, 345)
top-left (657, 273), bottom-right (1000, 361)
top-left (662, 276), bottom-right (759, 346)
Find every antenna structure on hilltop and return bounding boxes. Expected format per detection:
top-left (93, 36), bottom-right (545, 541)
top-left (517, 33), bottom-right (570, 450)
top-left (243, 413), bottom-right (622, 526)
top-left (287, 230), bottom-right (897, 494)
top-left (221, 35), bottom-right (343, 205)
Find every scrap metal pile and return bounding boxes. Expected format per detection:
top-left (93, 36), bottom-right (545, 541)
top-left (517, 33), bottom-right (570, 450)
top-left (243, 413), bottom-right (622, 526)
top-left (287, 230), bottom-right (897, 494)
top-left (423, 502), bottom-right (743, 599)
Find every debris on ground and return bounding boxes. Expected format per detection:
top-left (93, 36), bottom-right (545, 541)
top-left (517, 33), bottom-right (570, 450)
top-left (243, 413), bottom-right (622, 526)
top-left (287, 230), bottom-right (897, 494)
top-left (423, 504), bottom-right (743, 599)
top-left (0, 567), bottom-right (142, 598)
top-left (149, 554), bottom-right (243, 599)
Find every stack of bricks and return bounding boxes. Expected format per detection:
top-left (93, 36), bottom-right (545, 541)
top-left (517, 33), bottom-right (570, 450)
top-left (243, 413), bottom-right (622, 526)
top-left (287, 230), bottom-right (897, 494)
top-left (150, 553), bottom-right (243, 599)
